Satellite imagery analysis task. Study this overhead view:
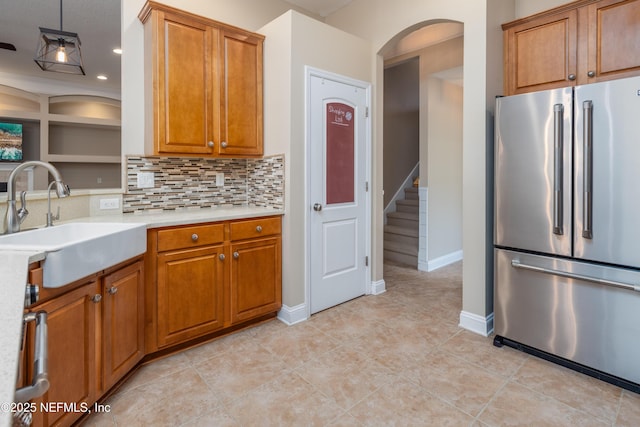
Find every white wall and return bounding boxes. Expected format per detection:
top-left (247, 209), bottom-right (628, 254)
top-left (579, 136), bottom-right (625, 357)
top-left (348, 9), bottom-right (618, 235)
top-left (515, 0), bottom-right (567, 18)
top-left (427, 77), bottom-right (462, 264)
top-left (326, 0), bottom-right (516, 330)
top-left (261, 11), bottom-right (372, 309)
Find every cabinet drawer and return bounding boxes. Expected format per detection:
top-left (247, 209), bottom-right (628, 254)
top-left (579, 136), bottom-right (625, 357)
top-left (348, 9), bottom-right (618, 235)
top-left (157, 223), bottom-right (225, 252)
top-left (230, 217), bottom-right (281, 240)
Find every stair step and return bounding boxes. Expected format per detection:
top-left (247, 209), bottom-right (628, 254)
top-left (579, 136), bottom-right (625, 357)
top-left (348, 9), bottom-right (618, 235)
top-left (384, 249), bottom-right (418, 267)
top-left (384, 225), bottom-right (419, 238)
top-left (387, 211), bottom-right (418, 221)
top-left (396, 200), bottom-right (420, 214)
top-left (387, 217), bottom-right (418, 229)
top-left (396, 199), bottom-right (419, 207)
top-left (384, 239), bottom-right (418, 256)
top-left (384, 231), bottom-right (418, 246)
top-left (404, 187), bottom-right (419, 200)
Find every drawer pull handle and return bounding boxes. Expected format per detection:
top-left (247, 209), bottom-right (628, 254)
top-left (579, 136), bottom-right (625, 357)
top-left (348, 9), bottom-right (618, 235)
top-left (191, 233), bottom-right (199, 242)
top-left (256, 225), bottom-right (263, 233)
top-left (108, 286), bottom-right (118, 295)
top-left (233, 251), bottom-right (239, 259)
top-left (219, 253), bottom-right (226, 261)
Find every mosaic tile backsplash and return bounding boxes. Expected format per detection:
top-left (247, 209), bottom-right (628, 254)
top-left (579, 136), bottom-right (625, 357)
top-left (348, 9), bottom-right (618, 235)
top-left (124, 155), bottom-right (284, 213)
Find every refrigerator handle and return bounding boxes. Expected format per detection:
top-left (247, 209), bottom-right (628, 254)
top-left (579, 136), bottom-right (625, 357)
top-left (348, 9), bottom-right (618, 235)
top-left (511, 260), bottom-right (640, 293)
top-left (582, 100), bottom-right (593, 239)
top-left (553, 104), bottom-right (564, 235)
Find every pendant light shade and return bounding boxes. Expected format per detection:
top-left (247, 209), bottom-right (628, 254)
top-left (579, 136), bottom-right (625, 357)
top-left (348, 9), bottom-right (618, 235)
top-left (34, 0), bottom-right (85, 75)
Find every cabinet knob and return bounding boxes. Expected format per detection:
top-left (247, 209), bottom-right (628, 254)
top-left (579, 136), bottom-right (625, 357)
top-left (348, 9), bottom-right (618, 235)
top-left (191, 233), bottom-right (199, 242)
top-left (92, 294), bottom-right (102, 303)
top-left (221, 141), bottom-right (228, 148)
top-left (208, 141), bottom-right (214, 148)
top-left (256, 225), bottom-right (263, 233)
top-left (233, 251), bottom-right (240, 259)
top-left (587, 70), bottom-right (595, 78)
top-left (219, 253), bottom-right (226, 261)
top-left (108, 286), bottom-right (118, 295)
top-left (568, 74), bottom-right (576, 81)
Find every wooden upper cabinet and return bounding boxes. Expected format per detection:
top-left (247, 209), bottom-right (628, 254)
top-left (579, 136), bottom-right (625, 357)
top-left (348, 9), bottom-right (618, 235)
top-left (503, 0), bottom-right (640, 95)
top-left (504, 9), bottom-right (578, 95)
top-left (220, 30), bottom-right (264, 156)
top-left (581, 0), bottom-right (640, 83)
top-left (139, 1), bottom-right (264, 157)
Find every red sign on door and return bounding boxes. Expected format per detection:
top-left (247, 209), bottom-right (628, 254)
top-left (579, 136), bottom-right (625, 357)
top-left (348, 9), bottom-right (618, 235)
top-left (326, 102), bottom-right (355, 205)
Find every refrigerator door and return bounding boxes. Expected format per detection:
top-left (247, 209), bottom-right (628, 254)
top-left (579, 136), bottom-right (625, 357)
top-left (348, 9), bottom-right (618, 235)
top-left (495, 88), bottom-right (572, 256)
top-left (574, 76), bottom-right (640, 268)
top-left (494, 248), bottom-right (640, 385)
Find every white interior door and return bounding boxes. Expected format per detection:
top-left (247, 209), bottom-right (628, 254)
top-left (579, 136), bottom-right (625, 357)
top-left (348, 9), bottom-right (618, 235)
top-left (309, 71), bottom-right (369, 314)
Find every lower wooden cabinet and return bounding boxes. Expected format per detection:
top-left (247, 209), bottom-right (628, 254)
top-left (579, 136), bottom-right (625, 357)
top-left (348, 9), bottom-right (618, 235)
top-left (26, 258), bottom-right (144, 427)
top-left (30, 282), bottom-right (100, 427)
top-left (230, 237), bottom-right (281, 324)
top-left (102, 261), bottom-right (145, 391)
top-left (146, 215), bottom-right (282, 352)
top-left (156, 244), bottom-right (226, 347)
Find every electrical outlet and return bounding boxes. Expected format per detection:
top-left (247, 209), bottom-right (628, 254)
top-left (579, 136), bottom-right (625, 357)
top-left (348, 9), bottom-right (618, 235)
top-left (99, 198), bottom-right (120, 210)
top-left (216, 172), bottom-right (224, 187)
top-left (137, 172), bottom-right (155, 189)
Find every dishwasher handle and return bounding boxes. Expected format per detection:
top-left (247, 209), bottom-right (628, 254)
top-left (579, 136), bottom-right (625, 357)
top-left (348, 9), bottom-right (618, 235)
top-left (14, 311), bottom-right (49, 403)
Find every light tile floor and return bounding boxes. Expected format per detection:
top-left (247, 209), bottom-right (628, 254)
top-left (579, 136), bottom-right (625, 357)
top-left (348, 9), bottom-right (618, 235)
top-left (84, 261), bottom-right (640, 426)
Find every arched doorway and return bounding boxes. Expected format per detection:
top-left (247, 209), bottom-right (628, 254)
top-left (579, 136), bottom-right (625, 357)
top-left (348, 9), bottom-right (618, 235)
top-left (381, 21), bottom-right (464, 273)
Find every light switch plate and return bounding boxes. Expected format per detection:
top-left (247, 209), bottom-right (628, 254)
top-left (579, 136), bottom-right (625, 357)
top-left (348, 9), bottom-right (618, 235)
top-left (137, 172), bottom-right (155, 189)
top-left (99, 198), bottom-right (120, 210)
top-left (216, 172), bottom-right (224, 187)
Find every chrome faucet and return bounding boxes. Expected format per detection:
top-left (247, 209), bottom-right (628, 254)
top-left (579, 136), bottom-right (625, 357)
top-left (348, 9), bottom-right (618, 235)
top-left (3, 161), bottom-right (71, 234)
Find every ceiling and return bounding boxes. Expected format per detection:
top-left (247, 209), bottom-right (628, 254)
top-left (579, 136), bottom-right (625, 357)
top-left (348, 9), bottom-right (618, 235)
top-left (0, 0), bottom-right (121, 93)
top-left (0, 0), bottom-right (354, 95)
top-left (283, 0), bottom-right (353, 17)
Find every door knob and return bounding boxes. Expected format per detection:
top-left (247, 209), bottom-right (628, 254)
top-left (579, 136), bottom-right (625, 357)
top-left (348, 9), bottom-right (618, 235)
top-left (313, 203), bottom-right (323, 212)
top-left (207, 141), bottom-right (214, 148)
top-left (221, 141), bottom-right (228, 148)
top-left (568, 74), bottom-right (576, 81)
top-left (587, 70), bottom-right (595, 78)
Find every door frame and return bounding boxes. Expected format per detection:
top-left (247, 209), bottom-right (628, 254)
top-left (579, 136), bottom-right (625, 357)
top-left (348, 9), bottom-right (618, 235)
top-left (304, 66), bottom-right (372, 319)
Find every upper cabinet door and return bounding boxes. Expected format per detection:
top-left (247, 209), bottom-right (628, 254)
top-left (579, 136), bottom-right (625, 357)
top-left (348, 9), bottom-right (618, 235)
top-left (503, 9), bottom-right (578, 95)
top-left (140, 2), bottom-right (264, 158)
top-left (502, 0), bottom-right (640, 95)
top-left (219, 30), bottom-right (264, 157)
top-left (152, 11), bottom-right (219, 155)
top-left (580, 0), bottom-right (640, 84)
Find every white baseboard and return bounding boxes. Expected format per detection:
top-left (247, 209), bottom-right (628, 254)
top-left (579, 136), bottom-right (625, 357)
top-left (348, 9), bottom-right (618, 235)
top-left (427, 249), bottom-right (463, 272)
top-left (277, 303), bottom-right (308, 325)
top-left (459, 311), bottom-right (494, 337)
top-left (370, 279), bottom-right (386, 295)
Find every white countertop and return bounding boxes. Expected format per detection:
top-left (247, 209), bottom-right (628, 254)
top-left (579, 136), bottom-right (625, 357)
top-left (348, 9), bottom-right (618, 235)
top-left (66, 205), bottom-right (283, 229)
top-left (0, 205), bottom-right (283, 427)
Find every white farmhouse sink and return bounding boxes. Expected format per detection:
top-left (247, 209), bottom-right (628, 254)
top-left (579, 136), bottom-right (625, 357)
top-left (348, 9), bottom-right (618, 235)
top-left (0, 222), bottom-right (146, 288)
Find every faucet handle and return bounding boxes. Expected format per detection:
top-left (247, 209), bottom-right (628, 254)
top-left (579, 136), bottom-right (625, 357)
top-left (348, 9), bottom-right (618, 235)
top-left (17, 191), bottom-right (29, 223)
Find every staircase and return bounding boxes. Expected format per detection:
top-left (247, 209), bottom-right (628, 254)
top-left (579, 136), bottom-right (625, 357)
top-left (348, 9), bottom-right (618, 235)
top-left (384, 186), bottom-right (419, 266)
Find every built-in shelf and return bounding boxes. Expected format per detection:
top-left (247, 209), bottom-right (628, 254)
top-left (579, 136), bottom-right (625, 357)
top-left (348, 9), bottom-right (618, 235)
top-left (0, 84), bottom-right (122, 190)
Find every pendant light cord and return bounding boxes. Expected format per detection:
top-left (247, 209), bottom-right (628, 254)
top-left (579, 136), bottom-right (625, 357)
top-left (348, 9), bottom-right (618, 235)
top-left (59, 0), bottom-right (63, 31)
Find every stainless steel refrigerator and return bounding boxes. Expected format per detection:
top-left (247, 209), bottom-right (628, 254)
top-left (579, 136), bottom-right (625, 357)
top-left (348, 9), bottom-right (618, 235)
top-left (494, 76), bottom-right (640, 391)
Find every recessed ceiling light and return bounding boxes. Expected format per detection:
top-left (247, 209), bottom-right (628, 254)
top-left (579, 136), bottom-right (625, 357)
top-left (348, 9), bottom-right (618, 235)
top-left (97, 74), bottom-right (108, 80)
top-left (113, 48), bottom-right (122, 54)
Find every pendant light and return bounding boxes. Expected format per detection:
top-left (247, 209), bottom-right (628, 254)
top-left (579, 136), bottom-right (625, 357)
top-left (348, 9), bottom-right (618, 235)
top-left (34, 0), bottom-right (85, 75)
